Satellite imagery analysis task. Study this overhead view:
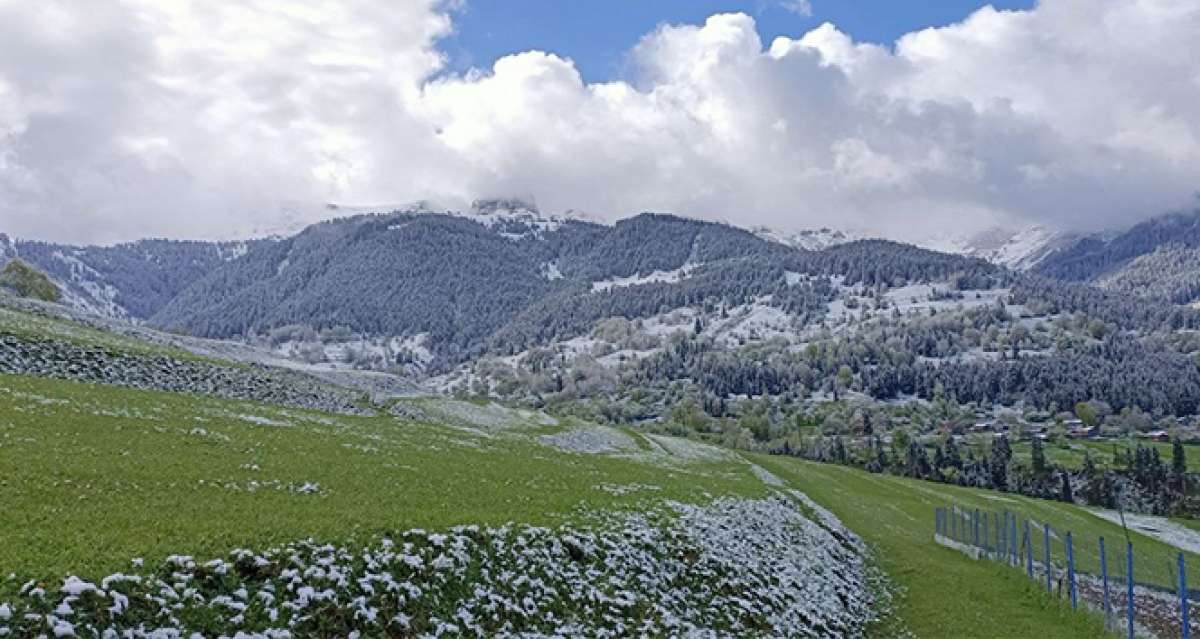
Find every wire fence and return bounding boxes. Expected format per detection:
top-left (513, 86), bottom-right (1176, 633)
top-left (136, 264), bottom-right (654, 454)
top-left (935, 505), bottom-right (1197, 638)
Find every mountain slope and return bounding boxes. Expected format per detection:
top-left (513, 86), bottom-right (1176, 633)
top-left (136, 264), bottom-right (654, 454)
top-left (150, 209), bottom-right (1003, 370)
top-left (917, 224), bottom-right (1073, 270)
top-left (1034, 210), bottom-right (1200, 302)
top-left (1094, 246), bottom-right (1200, 304)
top-left (754, 222), bottom-right (1072, 270)
top-left (152, 212), bottom-right (570, 361)
top-left (6, 237), bottom-right (270, 319)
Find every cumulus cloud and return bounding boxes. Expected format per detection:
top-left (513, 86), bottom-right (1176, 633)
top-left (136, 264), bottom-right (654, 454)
top-left (1, 0), bottom-right (1198, 244)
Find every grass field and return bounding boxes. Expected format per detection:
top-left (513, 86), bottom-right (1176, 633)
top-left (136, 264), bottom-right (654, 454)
top-left (1007, 438), bottom-right (1200, 472)
top-left (752, 454), bottom-right (1200, 638)
top-left (5, 365), bottom-right (1188, 636)
top-left (0, 373), bottom-right (766, 581)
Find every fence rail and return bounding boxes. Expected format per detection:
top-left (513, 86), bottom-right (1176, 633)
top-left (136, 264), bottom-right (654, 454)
top-left (935, 505), bottom-right (1196, 639)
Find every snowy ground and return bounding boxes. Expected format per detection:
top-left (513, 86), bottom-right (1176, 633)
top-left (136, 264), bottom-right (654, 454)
top-left (1088, 510), bottom-right (1200, 555)
top-left (539, 426), bottom-right (639, 454)
top-left (0, 497), bottom-right (875, 638)
top-left (644, 434), bottom-right (739, 462)
top-left (590, 262), bottom-right (701, 293)
top-left (421, 399), bottom-right (547, 432)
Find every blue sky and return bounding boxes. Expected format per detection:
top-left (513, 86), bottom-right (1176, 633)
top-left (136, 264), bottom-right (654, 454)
top-left (441, 1), bottom-right (1037, 82)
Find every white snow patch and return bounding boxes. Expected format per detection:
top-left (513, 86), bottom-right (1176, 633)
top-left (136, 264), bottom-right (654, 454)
top-left (539, 427), bottom-right (638, 454)
top-left (591, 263), bottom-right (700, 293)
top-left (1088, 509), bottom-right (1200, 555)
top-left (644, 435), bottom-right (738, 462)
top-left (711, 298), bottom-right (798, 347)
top-left (754, 227), bottom-right (863, 251)
top-left (749, 464), bottom-right (786, 487)
top-left (541, 261), bottom-right (563, 281)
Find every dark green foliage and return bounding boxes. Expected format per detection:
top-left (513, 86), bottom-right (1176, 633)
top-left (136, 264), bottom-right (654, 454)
top-left (1031, 437), bottom-right (1047, 475)
top-left (635, 307), bottom-right (1200, 417)
top-left (989, 435), bottom-right (1012, 490)
top-left (1011, 275), bottom-right (1200, 332)
top-left (150, 211), bottom-right (1002, 370)
top-left (153, 214), bottom-right (563, 366)
top-left (14, 238), bottom-right (269, 318)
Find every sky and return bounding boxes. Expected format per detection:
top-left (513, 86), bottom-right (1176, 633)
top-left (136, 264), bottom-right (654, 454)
top-left (442, 1), bottom-right (1036, 83)
top-left (1, 0), bottom-right (1199, 245)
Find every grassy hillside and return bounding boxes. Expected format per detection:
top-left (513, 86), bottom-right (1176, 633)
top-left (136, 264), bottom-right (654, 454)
top-left (0, 300), bottom-right (1180, 636)
top-left (754, 455), bottom-right (1200, 637)
top-left (0, 259), bottom-right (60, 302)
top-left (2, 373), bottom-right (898, 637)
top-left (1008, 438), bottom-right (1200, 473)
top-left (0, 373), bottom-right (767, 578)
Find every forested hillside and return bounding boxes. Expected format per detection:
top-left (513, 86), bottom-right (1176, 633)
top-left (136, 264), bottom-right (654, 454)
top-left (7, 237), bottom-right (270, 319)
top-left (7, 206), bottom-right (1200, 524)
top-left (10, 206), bottom-right (1200, 422)
top-left (1035, 209), bottom-right (1200, 303)
top-left (147, 209), bottom-right (1004, 370)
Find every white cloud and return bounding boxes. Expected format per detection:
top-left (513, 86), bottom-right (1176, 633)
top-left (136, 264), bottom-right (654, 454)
top-left (779, 1), bottom-right (813, 17)
top-left (1, 0), bottom-right (1199, 244)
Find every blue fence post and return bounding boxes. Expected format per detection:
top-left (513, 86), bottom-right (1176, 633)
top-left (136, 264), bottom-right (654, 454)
top-left (1127, 541), bottom-right (1135, 639)
top-left (983, 512), bottom-right (990, 553)
top-left (1007, 514), bottom-right (1013, 565)
top-left (1001, 511), bottom-right (1007, 560)
top-left (1180, 552), bottom-right (1190, 639)
top-left (1011, 515), bottom-right (1019, 565)
top-left (1101, 536), bottom-right (1112, 630)
top-left (1045, 523), bottom-right (1053, 592)
top-left (974, 509), bottom-right (980, 547)
top-left (952, 507), bottom-right (958, 540)
top-left (1066, 532), bottom-right (1077, 609)
top-left (1025, 520), bottom-right (1033, 579)
top-left (1000, 511), bottom-right (1007, 559)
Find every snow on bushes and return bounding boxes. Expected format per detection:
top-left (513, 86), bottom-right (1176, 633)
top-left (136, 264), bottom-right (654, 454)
top-left (0, 496), bottom-right (875, 637)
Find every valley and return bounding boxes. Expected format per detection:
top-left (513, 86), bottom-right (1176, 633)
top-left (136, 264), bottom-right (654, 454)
top-left (2, 204), bottom-right (1199, 636)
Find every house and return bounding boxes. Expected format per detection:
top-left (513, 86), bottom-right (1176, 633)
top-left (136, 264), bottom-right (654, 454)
top-left (1068, 425), bottom-right (1098, 439)
top-left (970, 421), bottom-right (997, 433)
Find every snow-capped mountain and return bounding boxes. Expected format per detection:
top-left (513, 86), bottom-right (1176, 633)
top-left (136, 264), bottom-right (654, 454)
top-left (240, 198), bottom-right (603, 243)
top-left (753, 227), bottom-right (864, 251)
top-left (751, 222), bottom-right (1068, 270)
top-left (913, 224), bottom-right (1073, 270)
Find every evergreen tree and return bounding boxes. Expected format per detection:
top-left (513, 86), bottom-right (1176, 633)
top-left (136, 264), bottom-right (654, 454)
top-left (1031, 436), bottom-right (1047, 475)
top-left (989, 435), bottom-right (1013, 490)
top-left (1060, 471), bottom-right (1074, 503)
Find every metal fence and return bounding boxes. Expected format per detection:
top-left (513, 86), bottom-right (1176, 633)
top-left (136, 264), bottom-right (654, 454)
top-left (935, 505), bottom-right (1195, 638)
